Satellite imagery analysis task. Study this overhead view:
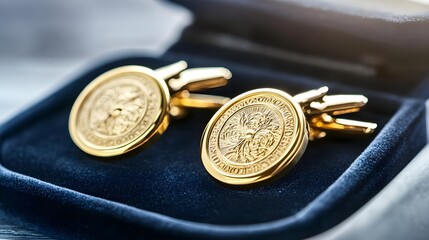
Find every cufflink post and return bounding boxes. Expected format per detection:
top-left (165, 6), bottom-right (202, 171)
top-left (294, 86), bottom-right (377, 139)
top-left (155, 61), bottom-right (232, 118)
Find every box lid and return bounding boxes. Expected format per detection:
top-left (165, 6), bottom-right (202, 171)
top-left (169, 0), bottom-right (429, 96)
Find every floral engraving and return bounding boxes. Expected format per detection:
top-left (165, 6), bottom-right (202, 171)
top-left (89, 85), bottom-right (147, 136)
top-left (218, 106), bottom-right (282, 164)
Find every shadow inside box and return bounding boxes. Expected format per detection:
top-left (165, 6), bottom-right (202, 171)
top-left (0, 54), bottom-right (425, 240)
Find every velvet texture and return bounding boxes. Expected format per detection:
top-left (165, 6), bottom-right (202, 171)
top-left (0, 53), bottom-right (426, 239)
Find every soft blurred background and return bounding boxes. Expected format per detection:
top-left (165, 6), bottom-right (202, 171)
top-left (0, 0), bottom-right (191, 124)
top-left (0, 0), bottom-right (190, 237)
top-left (3, 0), bottom-right (429, 124)
top-left (2, 0), bottom-right (429, 239)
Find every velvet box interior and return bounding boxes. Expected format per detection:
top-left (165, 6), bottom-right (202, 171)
top-left (1, 1), bottom-right (429, 239)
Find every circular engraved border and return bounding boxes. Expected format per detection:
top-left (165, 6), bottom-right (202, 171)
top-left (77, 75), bottom-right (160, 148)
top-left (87, 79), bottom-right (150, 138)
top-left (216, 104), bottom-right (285, 166)
top-left (201, 88), bottom-right (308, 185)
top-left (209, 93), bottom-right (296, 177)
top-left (69, 65), bottom-right (170, 157)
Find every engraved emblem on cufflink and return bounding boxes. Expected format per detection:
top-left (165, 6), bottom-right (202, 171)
top-left (69, 61), bottom-right (231, 157)
top-left (200, 87), bottom-right (377, 186)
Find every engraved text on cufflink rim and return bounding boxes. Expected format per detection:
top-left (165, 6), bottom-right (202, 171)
top-left (69, 65), bottom-right (170, 157)
top-left (200, 88), bottom-right (308, 185)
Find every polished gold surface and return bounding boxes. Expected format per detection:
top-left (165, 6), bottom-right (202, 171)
top-left (305, 95), bottom-right (368, 116)
top-left (154, 60), bottom-right (188, 80)
top-left (69, 61), bottom-right (231, 157)
top-left (293, 86), bottom-right (328, 105)
top-left (309, 114), bottom-right (377, 135)
top-left (69, 65), bottom-right (170, 157)
top-left (201, 86), bottom-right (377, 186)
top-left (171, 90), bottom-right (230, 109)
top-left (201, 89), bottom-right (308, 185)
top-left (168, 67), bottom-right (232, 92)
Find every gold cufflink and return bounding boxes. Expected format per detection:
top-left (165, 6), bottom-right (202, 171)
top-left (69, 61), bottom-right (231, 157)
top-left (200, 87), bottom-right (377, 186)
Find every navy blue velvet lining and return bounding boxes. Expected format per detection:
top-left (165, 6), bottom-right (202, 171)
top-left (0, 53), bottom-right (426, 239)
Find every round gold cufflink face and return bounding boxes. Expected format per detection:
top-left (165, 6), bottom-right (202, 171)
top-left (201, 88), bottom-right (308, 185)
top-left (69, 61), bottom-right (232, 157)
top-left (201, 87), bottom-right (378, 186)
top-left (69, 66), bottom-right (170, 157)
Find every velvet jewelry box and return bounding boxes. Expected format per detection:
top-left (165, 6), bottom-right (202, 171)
top-left (1, 1), bottom-right (429, 239)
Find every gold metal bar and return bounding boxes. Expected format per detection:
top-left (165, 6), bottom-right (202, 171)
top-left (171, 90), bottom-right (230, 109)
top-left (154, 61), bottom-right (188, 80)
top-left (168, 67), bottom-right (232, 92)
top-left (293, 86), bottom-right (329, 106)
top-left (169, 105), bottom-right (188, 119)
top-left (309, 114), bottom-right (377, 134)
top-left (309, 127), bottom-right (327, 141)
top-left (305, 95), bottom-right (368, 116)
